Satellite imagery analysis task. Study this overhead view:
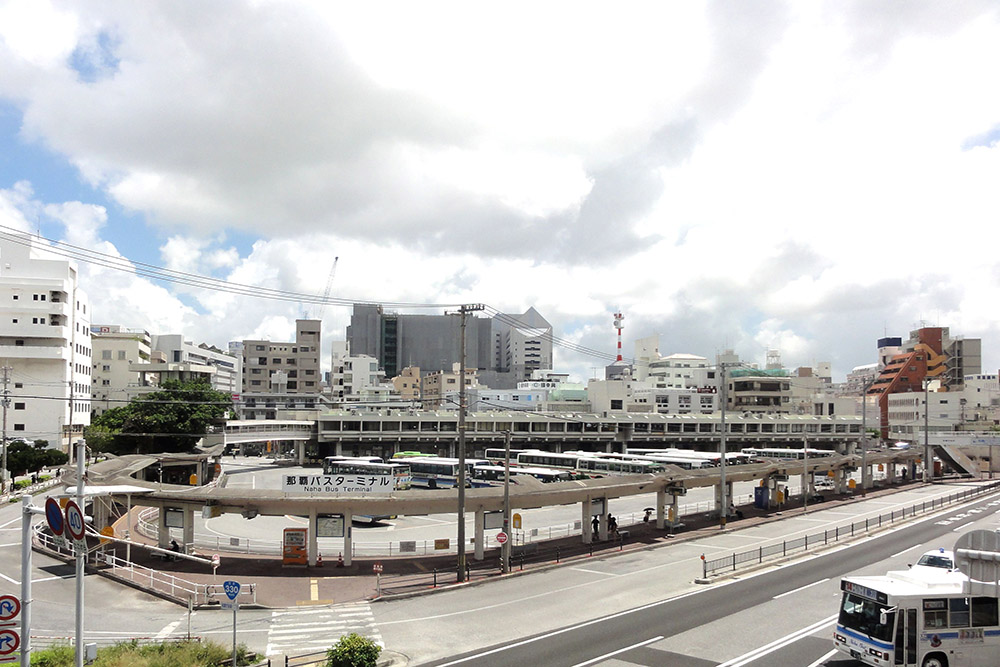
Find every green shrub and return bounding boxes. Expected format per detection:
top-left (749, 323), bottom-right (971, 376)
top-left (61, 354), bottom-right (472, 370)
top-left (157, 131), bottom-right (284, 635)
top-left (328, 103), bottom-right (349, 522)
top-left (30, 639), bottom-right (252, 666)
top-left (325, 633), bottom-right (382, 667)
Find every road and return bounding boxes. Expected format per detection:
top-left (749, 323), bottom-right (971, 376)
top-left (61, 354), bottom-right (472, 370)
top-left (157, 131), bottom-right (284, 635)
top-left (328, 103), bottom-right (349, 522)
top-left (0, 470), bottom-right (988, 664)
top-left (393, 483), bottom-right (1000, 666)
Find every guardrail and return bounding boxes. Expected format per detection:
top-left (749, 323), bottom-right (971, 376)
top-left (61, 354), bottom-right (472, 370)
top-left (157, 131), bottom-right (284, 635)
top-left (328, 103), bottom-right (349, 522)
top-left (700, 480), bottom-right (1000, 579)
top-left (32, 524), bottom-right (256, 607)
top-left (131, 492), bottom-right (767, 558)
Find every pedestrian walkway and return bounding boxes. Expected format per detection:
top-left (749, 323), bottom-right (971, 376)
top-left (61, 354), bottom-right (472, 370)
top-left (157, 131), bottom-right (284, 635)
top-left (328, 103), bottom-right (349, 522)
top-left (265, 601), bottom-right (383, 657)
top-left (68, 477), bottom-right (964, 610)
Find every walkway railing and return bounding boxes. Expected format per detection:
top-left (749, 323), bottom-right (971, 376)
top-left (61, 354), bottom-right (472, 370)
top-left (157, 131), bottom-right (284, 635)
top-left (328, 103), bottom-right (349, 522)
top-left (700, 480), bottom-right (1000, 579)
top-left (131, 492), bottom-right (766, 558)
top-left (32, 524), bottom-right (256, 607)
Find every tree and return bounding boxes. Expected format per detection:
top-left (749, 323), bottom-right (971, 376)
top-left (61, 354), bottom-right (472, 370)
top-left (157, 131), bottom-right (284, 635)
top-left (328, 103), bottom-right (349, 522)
top-left (85, 379), bottom-right (231, 455)
top-left (325, 633), bottom-right (382, 667)
top-left (3, 439), bottom-right (67, 477)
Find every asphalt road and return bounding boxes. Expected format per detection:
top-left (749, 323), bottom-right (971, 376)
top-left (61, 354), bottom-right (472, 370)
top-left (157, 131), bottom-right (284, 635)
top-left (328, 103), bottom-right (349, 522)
top-left (408, 483), bottom-right (1000, 666)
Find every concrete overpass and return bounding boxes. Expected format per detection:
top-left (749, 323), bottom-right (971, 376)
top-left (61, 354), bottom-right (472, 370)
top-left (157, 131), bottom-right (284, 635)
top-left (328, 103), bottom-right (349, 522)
top-left (72, 447), bottom-right (920, 568)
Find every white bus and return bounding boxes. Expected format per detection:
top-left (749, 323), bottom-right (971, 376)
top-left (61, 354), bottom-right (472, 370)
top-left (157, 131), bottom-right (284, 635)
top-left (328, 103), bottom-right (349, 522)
top-left (569, 450), bottom-right (710, 471)
top-left (630, 448), bottom-right (751, 466)
top-left (321, 457), bottom-right (411, 490)
top-left (834, 568), bottom-right (1000, 666)
top-left (470, 464), bottom-right (575, 487)
top-left (516, 450), bottom-right (666, 476)
top-left (741, 447), bottom-right (834, 461)
top-left (392, 456), bottom-right (490, 488)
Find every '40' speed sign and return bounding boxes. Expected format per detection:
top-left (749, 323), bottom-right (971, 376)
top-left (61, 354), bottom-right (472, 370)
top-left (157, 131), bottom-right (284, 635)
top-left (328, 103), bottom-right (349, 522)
top-left (64, 500), bottom-right (86, 541)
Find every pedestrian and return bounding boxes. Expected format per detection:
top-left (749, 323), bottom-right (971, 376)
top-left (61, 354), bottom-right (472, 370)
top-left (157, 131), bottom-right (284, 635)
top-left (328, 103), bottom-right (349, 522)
top-left (608, 514), bottom-right (618, 535)
top-left (591, 515), bottom-right (600, 536)
top-left (643, 508), bottom-right (652, 523)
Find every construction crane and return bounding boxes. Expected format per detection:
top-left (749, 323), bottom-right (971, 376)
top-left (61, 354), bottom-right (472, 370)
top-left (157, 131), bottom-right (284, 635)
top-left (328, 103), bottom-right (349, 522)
top-left (316, 256), bottom-right (338, 322)
top-left (302, 256), bottom-right (338, 321)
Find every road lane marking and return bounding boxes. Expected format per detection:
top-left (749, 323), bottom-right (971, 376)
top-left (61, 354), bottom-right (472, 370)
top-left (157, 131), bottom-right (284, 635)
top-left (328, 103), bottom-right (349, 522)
top-left (773, 578), bottom-right (828, 599)
top-left (570, 635), bottom-right (664, 667)
top-left (891, 544), bottom-right (922, 558)
top-left (570, 567), bottom-right (619, 577)
top-left (717, 614), bottom-right (837, 666)
top-left (806, 648), bottom-right (838, 667)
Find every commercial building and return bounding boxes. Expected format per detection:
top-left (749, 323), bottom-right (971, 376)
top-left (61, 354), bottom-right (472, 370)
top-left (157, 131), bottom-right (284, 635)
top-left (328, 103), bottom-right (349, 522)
top-left (91, 325), bottom-right (152, 417)
top-left (241, 319), bottom-right (322, 395)
top-left (152, 334), bottom-right (241, 395)
top-left (0, 234), bottom-right (91, 449)
top-left (346, 303), bottom-right (552, 388)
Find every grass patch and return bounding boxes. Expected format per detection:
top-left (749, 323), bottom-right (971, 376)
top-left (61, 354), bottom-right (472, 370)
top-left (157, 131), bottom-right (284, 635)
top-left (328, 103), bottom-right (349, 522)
top-left (30, 640), bottom-right (256, 666)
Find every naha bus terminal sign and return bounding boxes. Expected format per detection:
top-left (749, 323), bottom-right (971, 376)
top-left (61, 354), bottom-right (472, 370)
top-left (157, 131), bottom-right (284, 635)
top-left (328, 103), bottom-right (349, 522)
top-left (282, 473), bottom-right (393, 494)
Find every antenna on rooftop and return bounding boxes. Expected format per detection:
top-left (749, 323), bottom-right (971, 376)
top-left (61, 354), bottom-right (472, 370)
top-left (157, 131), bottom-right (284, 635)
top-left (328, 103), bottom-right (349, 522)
top-left (613, 310), bottom-right (624, 362)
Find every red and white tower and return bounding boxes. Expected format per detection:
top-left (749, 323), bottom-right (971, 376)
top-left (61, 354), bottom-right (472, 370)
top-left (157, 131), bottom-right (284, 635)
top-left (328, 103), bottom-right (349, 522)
top-left (613, 311), bottom-right (624, 362)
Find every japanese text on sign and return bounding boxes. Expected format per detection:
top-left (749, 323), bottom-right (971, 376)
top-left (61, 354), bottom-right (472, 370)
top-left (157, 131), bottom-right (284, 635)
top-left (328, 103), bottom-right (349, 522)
top-left (282, 474), bottom-right (393, 494)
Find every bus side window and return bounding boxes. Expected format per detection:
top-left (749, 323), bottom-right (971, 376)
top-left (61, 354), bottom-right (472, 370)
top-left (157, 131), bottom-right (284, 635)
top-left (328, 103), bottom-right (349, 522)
top-left (971, 597), bottom-right (1000, 627)
top-left (949, 598), bottom-right (970, 628)
top-left (924, 599), bottom-right (948, 629)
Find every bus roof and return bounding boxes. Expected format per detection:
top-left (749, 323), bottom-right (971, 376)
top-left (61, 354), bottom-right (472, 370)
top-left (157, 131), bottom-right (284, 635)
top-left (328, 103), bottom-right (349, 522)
top-left (844, 568), bottom-right (968, 597)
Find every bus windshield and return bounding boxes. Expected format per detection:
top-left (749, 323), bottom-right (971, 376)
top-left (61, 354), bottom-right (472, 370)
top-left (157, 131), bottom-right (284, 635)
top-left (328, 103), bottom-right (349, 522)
top-left (839, 592), bottom-right (895, 643)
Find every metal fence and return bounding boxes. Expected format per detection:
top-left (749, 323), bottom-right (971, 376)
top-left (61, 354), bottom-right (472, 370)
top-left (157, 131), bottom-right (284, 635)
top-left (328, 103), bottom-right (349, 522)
top-left (132, 492), bottom-right (764, 558)
top-left (701, 481), bottom-right (1000, 578)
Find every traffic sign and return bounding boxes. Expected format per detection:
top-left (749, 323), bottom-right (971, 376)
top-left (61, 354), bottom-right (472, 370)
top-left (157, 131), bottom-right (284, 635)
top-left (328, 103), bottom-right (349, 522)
top-left (45, 498), bottom-right (64, 537)
top-left (64, 500), bottom-right (85, 541)
top-left (373, 563), bottom-right (383, 573)
top-left (496, 531), bottom-right (508, 545)
top-left (0, 629), bottom-right (18, 656)
top-left (0, 596), bottom-right (19, 622)
top-left (223, 580), bottom-right (241, 601)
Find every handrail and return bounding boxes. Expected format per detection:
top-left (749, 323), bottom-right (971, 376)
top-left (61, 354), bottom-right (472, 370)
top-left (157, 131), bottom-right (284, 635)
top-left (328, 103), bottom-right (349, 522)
top-left (700, 481), bottom-right (1000, 578)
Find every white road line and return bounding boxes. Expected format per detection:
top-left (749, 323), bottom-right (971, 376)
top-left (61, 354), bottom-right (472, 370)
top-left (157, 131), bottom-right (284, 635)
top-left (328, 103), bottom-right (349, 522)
top-left (717, 614), bottom-right (838, 667)
top-left (570, 567), bottom-right (619, 577)
top-left (807, 648), bottom-right (839, 667)
top-left (773, 578), bottom-right (829, 599)
top-left (155, 620), bottom-right (180, 639)
top-left (570, 635), bottom-right (664, 667)
top-left (891, 544), bottom-right (922, 558)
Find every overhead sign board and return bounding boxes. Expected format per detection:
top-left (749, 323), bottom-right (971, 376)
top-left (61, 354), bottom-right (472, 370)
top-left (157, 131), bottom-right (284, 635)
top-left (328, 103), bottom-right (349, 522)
top-left (64, 500), bottom-right (85, 541)
top-left (282, 473), bottom-right (393, 494)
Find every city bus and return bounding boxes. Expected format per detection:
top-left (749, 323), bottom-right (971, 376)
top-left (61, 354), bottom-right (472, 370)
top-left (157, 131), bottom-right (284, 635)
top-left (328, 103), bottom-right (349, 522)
top-left (321, 457), bottom-right (411, 490)
top-left (630, 448), bottom-right (751, 466)
top-left (574, 450), bottom-right (712, 471)
top-left (834, 568), bottom-right (1000, 666)
top-left (470, 464), bottom-right (575, 487)
top-left (516, 450), bottom-right (666, 476)
top-left (483, 447), bottom-right (526, 464)
top-left (392, 456), bottom-right (489, 488)
top-left (741, 447), bottom-right (835, 461)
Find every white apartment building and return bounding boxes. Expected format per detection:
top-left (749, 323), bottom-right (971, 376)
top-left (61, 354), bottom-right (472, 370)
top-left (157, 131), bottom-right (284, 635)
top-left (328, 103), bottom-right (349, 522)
top-left (152, 334), bottom-right (241, 395)
top-left (0, 234), bottom-right (91, 449)
top-left (887, 376), bottom-right (1000, 437)
top-left (242, 320), bottom-right (322, 395)
top-left (91, 325), bottom-right (151, 417)
top-left (330, 352), bottom-right (383, 401)
top-left (646, 353), bottom-right (715, 389)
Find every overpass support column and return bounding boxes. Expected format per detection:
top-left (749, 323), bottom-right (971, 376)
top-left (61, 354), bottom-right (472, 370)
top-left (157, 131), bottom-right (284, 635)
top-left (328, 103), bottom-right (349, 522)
top-left (297, 441), bottom-right (306, 466)
top-left (157, 504), bottom-right (170, 549)
top-left (670, 493), bottom-right (681, 529)
top-left (183, 508), bottom-right (195, 552)
top-left (582, 498), bottom-right (593, 544)
top-left (343, 509), bottom-right (353, 566)
top-left (714, 481), bottom-right (733, 518)
top-left (308, 507), bottom-right (318, 567)
top-left (655, 489), bottom-right (666, 529)
top-left (474, 509), bottom-right (485, 561)
top-left (598, 508), bottom-right (608, 542)
top-left (834, 468), bottom-right (847, 495)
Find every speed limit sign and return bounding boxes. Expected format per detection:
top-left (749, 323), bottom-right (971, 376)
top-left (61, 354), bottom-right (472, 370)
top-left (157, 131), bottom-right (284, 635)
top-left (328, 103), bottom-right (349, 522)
top-left (64, 500), bottom-right (86, 541)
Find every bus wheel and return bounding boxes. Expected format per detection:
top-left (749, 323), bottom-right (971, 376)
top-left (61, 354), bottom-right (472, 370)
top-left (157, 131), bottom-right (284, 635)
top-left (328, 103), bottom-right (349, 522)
top-left (429, 479), bottom-right (437, 489)
top-left (922, 654), bottom-right (948, 667)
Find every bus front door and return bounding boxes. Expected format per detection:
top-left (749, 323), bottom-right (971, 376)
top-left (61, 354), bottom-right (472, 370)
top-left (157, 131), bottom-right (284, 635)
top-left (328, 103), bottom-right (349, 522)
top-left (894, 608), bottom-right (918, 666)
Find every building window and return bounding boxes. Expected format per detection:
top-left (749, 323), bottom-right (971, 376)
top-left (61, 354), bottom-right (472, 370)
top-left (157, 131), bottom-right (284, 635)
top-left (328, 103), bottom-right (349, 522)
top-left (118, 350), bottom-right (126, 360)
top-left (102, 350), bottom-right (112, 360)
top-left (13, 424), bottom-right (24, 431)
top-left (14, 402), bottom-right (24, 410)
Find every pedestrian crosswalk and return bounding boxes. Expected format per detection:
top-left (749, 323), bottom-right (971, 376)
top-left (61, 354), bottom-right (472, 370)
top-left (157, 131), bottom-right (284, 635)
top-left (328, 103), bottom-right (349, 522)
top-left (265, 602), bottom-right (384, 658)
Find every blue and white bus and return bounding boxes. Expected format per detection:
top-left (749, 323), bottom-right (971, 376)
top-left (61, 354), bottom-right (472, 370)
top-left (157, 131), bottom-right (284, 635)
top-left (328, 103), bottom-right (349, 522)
top-left (392, 456), bottom-right (489, 488)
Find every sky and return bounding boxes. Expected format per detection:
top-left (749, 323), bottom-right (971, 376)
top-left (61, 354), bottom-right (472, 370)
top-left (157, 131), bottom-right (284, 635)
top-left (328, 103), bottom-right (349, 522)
top-left (1, 1), bottom-right (999, 383)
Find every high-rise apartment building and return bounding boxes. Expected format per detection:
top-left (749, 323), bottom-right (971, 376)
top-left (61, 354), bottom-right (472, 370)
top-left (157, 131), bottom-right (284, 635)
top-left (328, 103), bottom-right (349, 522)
top-left (241, 319), bottom-right (321, 394)
top-left (0, 234), bottom-right (91, 449)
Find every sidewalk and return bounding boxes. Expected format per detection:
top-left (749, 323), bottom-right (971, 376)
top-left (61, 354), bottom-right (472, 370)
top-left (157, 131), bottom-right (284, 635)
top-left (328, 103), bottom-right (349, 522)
top-left (78, 478), bottom-right (951, 609)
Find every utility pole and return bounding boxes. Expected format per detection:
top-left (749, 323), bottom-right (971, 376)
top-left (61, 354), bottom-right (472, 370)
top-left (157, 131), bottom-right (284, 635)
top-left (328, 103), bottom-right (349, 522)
top-left (453, 303), bottom-right (483, 582)
top-left (719, 362), bottom-right (728, 529)
top-left (803, 435), bottom-right (808, 512)
top-left (502, 430), bottom-right (511, 574)
top-left (924, 380), bottom-right (931, 483)
top-left (1, 366), bottom-right (9, 495)
top-left (860, 376), bottom-right (875, 497)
